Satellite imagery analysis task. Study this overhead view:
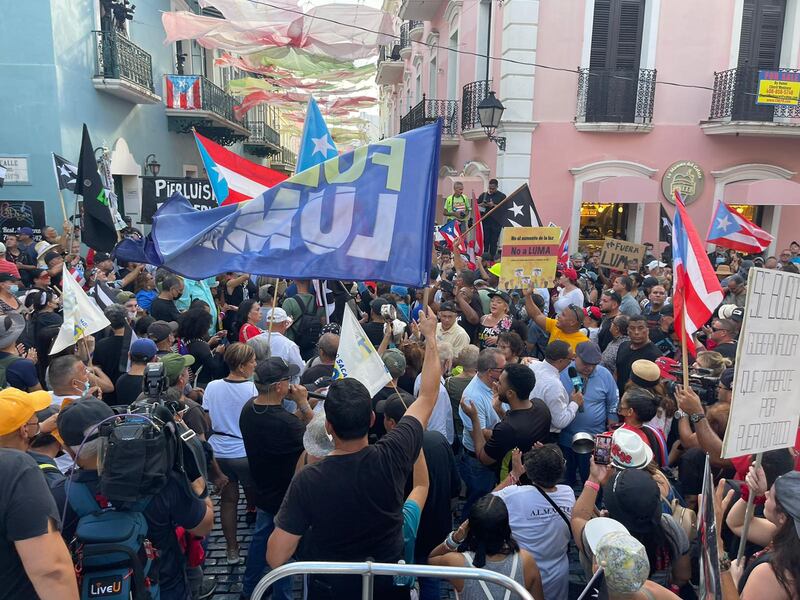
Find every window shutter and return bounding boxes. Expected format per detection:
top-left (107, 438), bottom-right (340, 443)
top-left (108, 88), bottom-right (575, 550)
top-left (737, 0), bottom-right (786, 69)
top-left (589, 0), bottom-right (612, 70)
top-left (615, 0), bottom-right (645, 71)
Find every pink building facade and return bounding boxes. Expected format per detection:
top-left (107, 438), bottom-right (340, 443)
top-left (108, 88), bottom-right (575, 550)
top-left (378, 0), bottom-right (800, 256)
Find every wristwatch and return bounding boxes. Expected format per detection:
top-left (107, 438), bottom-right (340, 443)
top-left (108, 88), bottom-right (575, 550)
top-left (674, 410), bottom-right (686, 419)
top-left (689, 412), bottom-right (706, 424)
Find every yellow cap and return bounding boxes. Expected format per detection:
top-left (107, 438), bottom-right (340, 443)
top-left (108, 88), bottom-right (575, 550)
top-left (489, 263), bottom-right (502, 277)
top-left (0, 388), bottom-right (52, 436)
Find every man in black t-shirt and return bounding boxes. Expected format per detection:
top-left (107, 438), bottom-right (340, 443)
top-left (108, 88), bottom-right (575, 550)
top-left (240, 357), bottom-right (313, 600)
top-left (461, 362), bottom-right (551, 467)
top-left (93, 304), bottom-right (129, 406)
top-left (362, 297), bottom-right (392, 347)
top-left (149, 273), bottom-right (183, 322)
top-left (615, 315), bottom-right (662, 395)
top-left (382, 395), bottom-right (460, 600)
top-left (300, 333), bottom-right (338, 388)
top-left (477, 179), bottom-right (506, 258)
top-left (267, 309), bottom-right (442, 600)
top-left (370, 348), bottom-right (415, 442)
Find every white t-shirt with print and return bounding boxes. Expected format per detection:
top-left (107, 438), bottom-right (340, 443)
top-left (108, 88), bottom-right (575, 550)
top-left (493, 484), bottom-right (576, 600)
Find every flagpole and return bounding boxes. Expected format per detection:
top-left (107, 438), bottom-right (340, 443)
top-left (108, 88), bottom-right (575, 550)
top-left (681, 299), bottom-right (690, 388)
top-left (737, 452), bottom-right (763, 561)
top-left (51, 153), bottom-right (69, 222)
top-left (266, 277), bottom-right (280, 352)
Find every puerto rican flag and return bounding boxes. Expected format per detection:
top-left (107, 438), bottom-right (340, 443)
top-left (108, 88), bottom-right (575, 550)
top-left (706, 201), bottom-right (773, 253)
top-left (194, 132), bottom-right (288, 205)
top-left (438, 219), bottom-right (462, 251)
top-left (558, 226), bottom-right (571, 266)
top-left (672, 191), bottom-right (724, 345)
top-left (165, 75), bottom-right (202, 110)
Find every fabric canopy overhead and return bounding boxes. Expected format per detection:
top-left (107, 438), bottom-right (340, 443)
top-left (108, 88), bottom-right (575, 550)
top-left (163, 0), bottom-right (395, 59)
top-left (723, 178), bottom-right (800, 206)
top-left (582, 176), bottom-right (660, 204)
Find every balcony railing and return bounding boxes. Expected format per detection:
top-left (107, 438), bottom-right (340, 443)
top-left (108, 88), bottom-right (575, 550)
top-left (93, 30), bottom-right (155, 93)
top-left (576, 67), bottom-right (656, 124)
top-left (461, 80), bottom-right (492, 131)
top-left (400, 96), bottom-right (459, 136)
top-left (165, 74), bottom-right (241, 123)
top-left (281, 147), bottom-right (297, 168)
top-left (399, 22), bottom-right (411, 52)
top-left (709, 66), bottom-right (800, 121)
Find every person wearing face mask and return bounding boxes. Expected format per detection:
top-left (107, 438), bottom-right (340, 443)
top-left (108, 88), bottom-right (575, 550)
top-left (0, 273), bottom-right (22, 313)
top-left (149, 273), bottom-right (184, 322)
top-left (47, 354), bottom-right (94, 407)
top-left (461, 362), bottom-right (550, 471)
top-left (114, 291), bottom-right (140, 323)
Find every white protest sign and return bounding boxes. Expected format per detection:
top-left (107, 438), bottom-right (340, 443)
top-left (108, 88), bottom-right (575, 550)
top-left (332, 307), bottom-right (391, 397)
top-left (721, 267), bottom-right (800, 458)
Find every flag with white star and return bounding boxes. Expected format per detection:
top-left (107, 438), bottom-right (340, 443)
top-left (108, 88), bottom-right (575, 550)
top-left (493, 183), bottom-right (542, 228)
top-left (52, 153), bottom-right (78, 192)
top-left (706, 200), bottom-right (773, 253)
top-left (296, 96), bottom-right (338, 173)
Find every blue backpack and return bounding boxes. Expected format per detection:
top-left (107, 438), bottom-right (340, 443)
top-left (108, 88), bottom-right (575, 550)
top-left (68, 482), bottom-right (160, 600)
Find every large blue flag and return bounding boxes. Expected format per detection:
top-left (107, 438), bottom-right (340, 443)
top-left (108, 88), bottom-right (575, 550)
top-left (296, 97), bottom-right (338, 172)
top-left (117, 123), bottom-right (441, 287)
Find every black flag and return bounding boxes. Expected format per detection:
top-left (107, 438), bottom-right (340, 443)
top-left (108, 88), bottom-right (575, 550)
top-left (52, 153), bottom-right (78, 192)
top-left (659, 205), bottom-right (673, 243)
top-left (74, 125), bottom-right (118, 252)
top-left (492, 183), bottom-right (542, 229)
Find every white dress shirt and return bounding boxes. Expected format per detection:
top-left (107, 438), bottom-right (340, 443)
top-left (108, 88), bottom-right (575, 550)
top-left (414, 373), bottom-right (455, 444)
top-left (529, 360), bottom-right (578, 433)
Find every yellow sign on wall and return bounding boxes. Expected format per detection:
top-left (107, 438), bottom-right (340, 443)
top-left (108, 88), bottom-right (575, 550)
top-left (757, 70), bottom-right (800, 105)
top-left (498, 227), bottom-right (561, 290)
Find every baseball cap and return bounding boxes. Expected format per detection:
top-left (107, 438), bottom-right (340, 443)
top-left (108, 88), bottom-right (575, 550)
top-left (575, 341), bottom-right (602, 365)
top-left (56, 397), bottom-right (115, 447)
top-left (377, 392), bottom-right (414, 422)
top-left (488, 289), bottom-right (511, 305)
top-left (603, 469), bottom-right (662, 534)
top-left (646, 260), bottom-right (666, 270)
top-left (390, 285), bottom-right (409, 297)
top-left (0, 273), bottom-right (20, 283)
top-left (254, 357), bottom-right (300, 386)
top-left (720, 367), bottom-right (735, 390)
top-left (610, 427), bottom-right (654, 469)
top-left (129, 338), bottom-right (158, 361)
top-left (560, 267), bottom-right (578, 281)
top-left (147, 320), bottom-right (178, 343)
top-left (659, 303), bottom-right (674, 317)
top-left (595, 531), bottom-right (651, 594)
top-left (654, 356), bottom-right (679, 381)
top-left (642, 275), bottom-right (660, 289)
top-left (264, 307), bottom-right (291, 324)
top-left (382, 348), bottom-right (406, 379)
top-left (115, 291), bottom-right (136, 304)
top-left (370, 297), bottom-right (390, 314)
top-left (0, 388), bottom-right (52, 436)
top-left (438, 300), bottom-right (460, 314)
top-left (488, 263), bottom-right (502, 277)
top-left (160, 353), bottom-right (195, 385)
top-left (730, 307), bottom-right (744, 323)
top-left (17, 227), bottom-right (33, 236)
top-left (584, 306), bottom-right (602, 321)
top-left (93, 252), bottom-right (113, 264)
top-left (583, 517), bottom-right (629, 556)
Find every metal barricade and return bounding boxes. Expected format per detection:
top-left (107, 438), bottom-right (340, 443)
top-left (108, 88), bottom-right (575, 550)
top-left (251, 560), bottom-right (536, 600)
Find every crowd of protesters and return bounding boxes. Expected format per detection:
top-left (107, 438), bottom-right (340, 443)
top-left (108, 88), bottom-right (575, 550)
top-left (1, 219), bottom-right (799, 600)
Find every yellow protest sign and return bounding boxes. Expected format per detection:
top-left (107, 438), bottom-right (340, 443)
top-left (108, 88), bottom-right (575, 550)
top-left (498, 227), bottom-right (561, 290)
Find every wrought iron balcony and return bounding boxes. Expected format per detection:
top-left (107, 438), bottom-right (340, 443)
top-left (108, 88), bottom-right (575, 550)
top-left (164, 74), bottom-right (250, 145)
top-left (244, 105), bottom-right (281, 156)
top-left (400, 96), bottom-right (459, 144)
top-left (461, 80), bottom-right (492, 137)
top-left (408, 20), bottom-right (424, 41)
top-left (399, 22), bottom-right (412, 57)
top-left (92, 30), bottom-right (159, 104)
top-left (575, 68), bottom-right (656, 130)
top-left (709, 66), bottom-right (800, 122)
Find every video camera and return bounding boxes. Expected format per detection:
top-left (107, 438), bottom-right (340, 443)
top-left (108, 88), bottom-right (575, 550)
top-left (664, 364), bottom-right (720, 405)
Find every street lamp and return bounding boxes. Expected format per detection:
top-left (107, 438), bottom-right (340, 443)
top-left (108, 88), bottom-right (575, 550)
top-left (478, 91), bottom-right (506, 151)
top-left (145, 154), bottom-right (161, 177)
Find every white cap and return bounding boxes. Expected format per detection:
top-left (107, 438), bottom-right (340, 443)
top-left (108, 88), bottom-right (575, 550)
top-left (646, 260), bottom-right (666, 270)
top-left (264, 307), bottom-right (292, 324)
top-left (611, 428), bottom-right (654, 470)
top-left (583, 517), bottom-right (629, 555)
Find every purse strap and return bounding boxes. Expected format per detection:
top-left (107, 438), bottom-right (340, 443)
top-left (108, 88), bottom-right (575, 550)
top-left (532, 483), bottom-right (573, 538)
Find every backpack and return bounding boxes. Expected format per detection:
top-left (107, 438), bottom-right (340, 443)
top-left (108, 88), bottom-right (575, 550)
top-left (290, 294), bottom-right (323, 359)
top-left (0, 353), bottom-right (21, 388)
top-left (67, 483), bottom-right (159, 600)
